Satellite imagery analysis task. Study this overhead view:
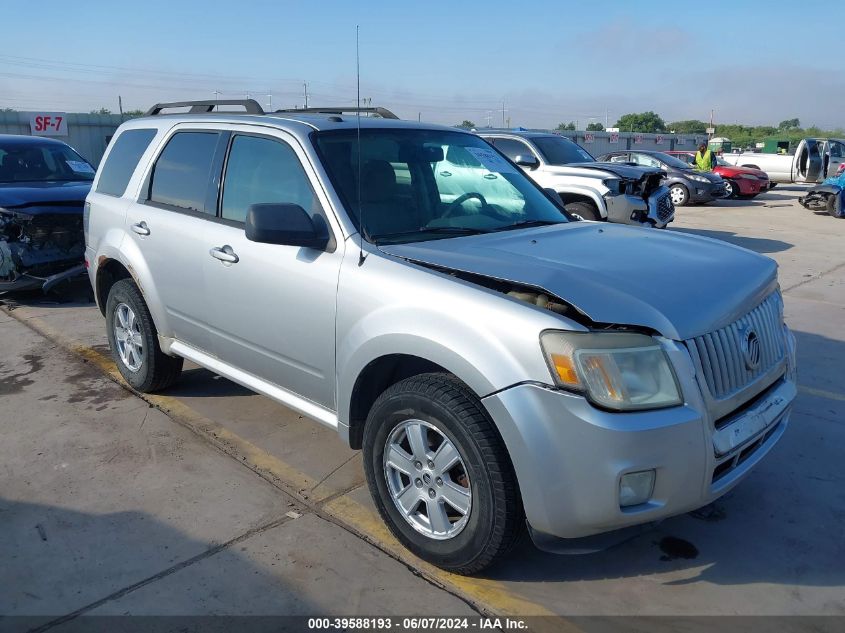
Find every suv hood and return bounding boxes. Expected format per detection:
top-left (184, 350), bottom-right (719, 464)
top-left (0, 181), bottom-right (91, 213)
top-left (541, 162), bottom-right (663, 180)
top-left (380, 223), bottom-right (777, 340)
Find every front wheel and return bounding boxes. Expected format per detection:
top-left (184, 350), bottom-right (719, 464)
top-left (106, 278), bottom-right (183, 392)
top-left (723, 180), bottom-right (738, 198)
top-left (362, 374), bottom-right (523, 574)
top-left (565, 200), bottom-right (601, 221)
top-left (669, 184), bottom-right (690, 206)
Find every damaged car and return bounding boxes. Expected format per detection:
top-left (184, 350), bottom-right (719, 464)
top-left (798, 168), bottom-right (845, 218)
top-left (87, 101), bottom-right (796, 575)
top-left (478, 131), bottom-right (674, 227)
top-left (0, 135), bottom-right (93, 292)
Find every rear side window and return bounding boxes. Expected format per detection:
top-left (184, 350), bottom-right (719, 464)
top-left (492, 138), bottom-right (534, 162)
top-left (148, 132), bottom-right (220, 213)
top-left (221, 135), bottom-right (321, 223)
top-left (96, 128), bottom-right (157, 196)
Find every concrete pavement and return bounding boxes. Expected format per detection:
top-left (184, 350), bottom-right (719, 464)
top-left (2, 184), bottom-right (844, 624)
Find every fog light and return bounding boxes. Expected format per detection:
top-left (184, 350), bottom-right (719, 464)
top-left (619, 470), bottom-right (655, 507)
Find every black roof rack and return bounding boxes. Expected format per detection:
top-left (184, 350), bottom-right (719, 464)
top-left (144, 99), bottom-right (265, 116)
top-left (273, 106), bottom-right (399, 120)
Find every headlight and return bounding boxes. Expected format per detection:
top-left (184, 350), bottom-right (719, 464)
top-left (688, 174), bottom-right (709, 183)
top-left (602, 178), bottom-right (624, 195)
top-left (737, 173), bottom-right (757, 180)
top-left (540, 331), bottom-right (682, 411)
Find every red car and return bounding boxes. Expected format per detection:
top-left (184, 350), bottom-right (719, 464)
top-left (667, 151), bottom-right (771, 198)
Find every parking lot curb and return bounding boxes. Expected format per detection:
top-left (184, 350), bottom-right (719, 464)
top-left (2, 304), bottom-right (572, 628)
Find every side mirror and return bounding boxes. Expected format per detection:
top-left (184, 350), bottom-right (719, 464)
top-left (514, 154), bottom-right (540, 169)
top-left (543, 187), bottom-right (566, 210)
top-left (245, 203), bottom-right (329, 250)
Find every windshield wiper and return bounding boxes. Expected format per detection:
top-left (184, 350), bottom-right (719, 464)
top-left (492, 219), bottom-right (564, 233)
top-left (372, 226), bottom-right (492, 242)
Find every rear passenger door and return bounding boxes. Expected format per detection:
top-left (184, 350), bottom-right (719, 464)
top-left (201, 130), bottom-right (342, 410)
top-left (126, 127), bottom-right (226, 353)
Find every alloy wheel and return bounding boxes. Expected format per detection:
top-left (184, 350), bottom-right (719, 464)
top-left (113, 302), bottom-right (144, 372)
top-left (383, 419), bottom-right (472, 540)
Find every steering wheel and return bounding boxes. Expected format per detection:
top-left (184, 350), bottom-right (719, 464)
top-left (443, 192), bottom-right (489, 218)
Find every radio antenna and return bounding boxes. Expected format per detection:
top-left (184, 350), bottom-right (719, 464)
top-left (356, 25), bottom-right (367, 266)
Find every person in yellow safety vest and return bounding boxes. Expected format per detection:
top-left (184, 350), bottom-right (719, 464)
top-left (694, 142), bottom-right (716, 171)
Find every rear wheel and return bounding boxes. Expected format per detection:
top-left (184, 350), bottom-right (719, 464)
top-left (565, 200), bottom-right (600, 221)
top-left (106, 279), bottom-right (183, 392)
top-left (669, 184), bottom-right (690, 206)
top-left (362, 373), bottom-right (523, 574)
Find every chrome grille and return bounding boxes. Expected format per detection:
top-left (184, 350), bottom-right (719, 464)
top-left (686, 291), bottom-right (785, 400)
top-left (657, 193), bottom-right (674, 221)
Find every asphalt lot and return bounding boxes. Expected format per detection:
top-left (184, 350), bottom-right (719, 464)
top-left (2, 185), bottom-right (844, 629)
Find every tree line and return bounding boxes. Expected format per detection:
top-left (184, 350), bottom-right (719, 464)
top-left (457, 112), bottom-right (843, 148)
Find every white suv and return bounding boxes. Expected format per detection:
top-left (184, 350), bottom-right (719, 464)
top-left (479, 131), bottom-right (674, 227)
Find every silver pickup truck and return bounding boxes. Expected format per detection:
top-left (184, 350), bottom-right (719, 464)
top-left (85, 101), bottom-right (797, 574)
top-left (722, 138), bottom-right (845, 184)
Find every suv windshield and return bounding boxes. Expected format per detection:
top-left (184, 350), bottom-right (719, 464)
top-left (532, 136), bottom-right (594, 165)
top-left (314, 129), bottom-right (568, 244)
top-left (0, 142), bottom-right (95, 183)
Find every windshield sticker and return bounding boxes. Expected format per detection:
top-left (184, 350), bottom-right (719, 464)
top-left (464, 147), bottom-right (518, 174)
top-left (66, 160), bottom-right (95, 174)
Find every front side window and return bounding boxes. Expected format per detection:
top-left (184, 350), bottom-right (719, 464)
top-left (314, 128), bottom-right (568, 244)
top-left (0, 141), bottom-right (95, 184)
top-left (221, 135), bottom-right (322, 223)
top-left (96, 128), bottom-right (156, 196)
top-left (148, 131), bottom-right (219, 213)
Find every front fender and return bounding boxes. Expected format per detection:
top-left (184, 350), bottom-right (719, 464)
top-left (335, 250), bottom-right (579, 427)
top-left (552, 184), bottom-right (607, 218)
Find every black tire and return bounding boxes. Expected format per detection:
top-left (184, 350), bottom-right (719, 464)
top-left (723, 180), bottom-right (738, 199)
top-left (565, 200), bottom-right (601, 221)
top-left (669, 184), bottom-right (690, 207)
top-left (827, 195), bottom-right (842, 218)
top-left (362, 373), bottom-right (523, 575)
top-left (768, 183), bottom-right (778, 189)
top-left (105, 278), bottom-right (183, 392)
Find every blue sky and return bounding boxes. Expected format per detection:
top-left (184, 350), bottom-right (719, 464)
top-left (3, 0), bottom-right (843, 129)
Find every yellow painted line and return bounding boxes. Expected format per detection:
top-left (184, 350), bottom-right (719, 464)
top-left (3, 304), bottom-right (576, 627)
top-left (322, 495), bottom-right (569, 626)
top-left (799, 385), bottom-right (845, 403)
top-left (4, 305), bottom-right (317, 498)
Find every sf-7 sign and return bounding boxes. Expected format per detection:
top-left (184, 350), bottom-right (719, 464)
top-left (29, 113), bottom-right (68, 136)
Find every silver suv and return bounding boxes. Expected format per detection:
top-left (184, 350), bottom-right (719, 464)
top-left (85, 100), bottom-right (797, 574)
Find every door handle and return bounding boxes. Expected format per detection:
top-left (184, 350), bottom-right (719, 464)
top-left (209, 245), bottom-right (239, 264)
top-left (131, 221), bottom-right (150, 236)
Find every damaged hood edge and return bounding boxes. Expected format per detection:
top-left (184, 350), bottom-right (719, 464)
top-left (380, 223), bottom-right (778, 341)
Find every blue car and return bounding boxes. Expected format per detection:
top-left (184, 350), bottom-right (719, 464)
top-left (0, 134), bottom-right (94, 292)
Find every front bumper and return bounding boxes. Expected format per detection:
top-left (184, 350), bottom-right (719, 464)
top-left (735, 178), bottom-right (768, 196)
top-left (481, 330), bottom-right (797, 545)
top-left (688, 179), bottom-right (729, 202)
top-left (604, 185), bottom-right (674, 228)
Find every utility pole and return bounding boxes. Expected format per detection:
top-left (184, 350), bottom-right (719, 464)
top-left (304, 82), bottom-right (309, 108)
top-left (418, 112), bottom-right (421, 122)
top-left (605, 108), bottom-right (608, 129)
top-left (268, 93), bottom-right (273, 111)
top-left (118, 95), bottom-right (123, 116)
top-left (214, 90), bottom-right (220, 101)
top-left (502, 101), bottom-right (506, 127)
top-left (709, 108), bottom-right (715, 139)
